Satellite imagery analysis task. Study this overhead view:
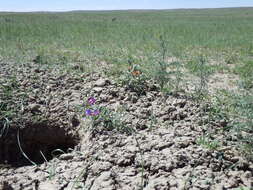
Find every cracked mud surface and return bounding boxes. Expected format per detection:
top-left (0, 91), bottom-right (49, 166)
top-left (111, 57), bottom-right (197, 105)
top-left (0, 62), bottom-right (252, 190)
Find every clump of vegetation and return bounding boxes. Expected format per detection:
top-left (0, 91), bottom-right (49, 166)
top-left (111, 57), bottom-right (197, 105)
top-left (235, 60), bottom-right (253, 90)
top-left (196, 135), bottom-right (220, 150)
top-left (187, 55), bottom-right (213, 100)
top-left (0, 76), bottom-right (25, 138)
top-left (230, 94), bottom-right (253, 160)
top-left (153, 35), bottom-right (170, 92)
top-left (118, 57), bottom-right (149, 96)
top-left (150, 35), bottom-right (183, 94)
top-left (82, 97), bottom-right (131, 135)
top-left (206, 90), bottom-right (253, 160)
top-left (33, 54), bottom-right (49, 65)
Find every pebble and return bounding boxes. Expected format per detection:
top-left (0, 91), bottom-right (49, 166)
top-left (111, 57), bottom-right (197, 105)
top-left (59, 153), bottom-right (74, 160)
top-left (95, 78), bottom-right (108, 87)
top-left (93, 87), bottom-right (103, 93)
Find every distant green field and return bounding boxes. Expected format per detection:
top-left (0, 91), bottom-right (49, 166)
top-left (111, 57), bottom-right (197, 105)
top-left (0, 7), bottom-right (253, 63)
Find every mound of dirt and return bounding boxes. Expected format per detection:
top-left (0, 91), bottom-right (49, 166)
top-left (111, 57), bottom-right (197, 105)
top-left (0, 62), bottom-right (252, 190)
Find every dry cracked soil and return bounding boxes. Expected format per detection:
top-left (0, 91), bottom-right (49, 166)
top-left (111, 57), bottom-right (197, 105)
top-left (0, 62), bottom-right (252, 190)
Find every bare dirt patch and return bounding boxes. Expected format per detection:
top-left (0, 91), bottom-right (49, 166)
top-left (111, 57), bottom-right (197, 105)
top-left (0, 62), bottom-right (252, 190)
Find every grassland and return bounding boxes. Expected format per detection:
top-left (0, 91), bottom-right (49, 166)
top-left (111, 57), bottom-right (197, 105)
top-left (0, 7), bottom-right (253, 63)
top-left (0, 7), bottom-right (253, 188)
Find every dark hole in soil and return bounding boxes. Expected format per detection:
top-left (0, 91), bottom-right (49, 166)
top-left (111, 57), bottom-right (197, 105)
top-left (0, 122), bottom-right (79, 167)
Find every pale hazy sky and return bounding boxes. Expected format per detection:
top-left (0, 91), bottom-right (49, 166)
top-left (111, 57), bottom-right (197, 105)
top-left (0, 0), bottom-right (253, 12)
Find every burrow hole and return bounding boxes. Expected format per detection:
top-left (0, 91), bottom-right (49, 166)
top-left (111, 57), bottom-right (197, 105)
top-left (0, 122), bottom-right (80, 167)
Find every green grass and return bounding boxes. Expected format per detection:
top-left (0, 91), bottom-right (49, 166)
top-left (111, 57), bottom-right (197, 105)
top-left (0, 8), bottom-right (253, 63)
top-left (234, 60), bottom-right (253, 90)
top-left (0, 75), bottom-right (24, 138)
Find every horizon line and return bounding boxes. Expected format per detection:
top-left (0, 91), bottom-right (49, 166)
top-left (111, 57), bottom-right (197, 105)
top-left (0, 6), bottom-right (253, 13)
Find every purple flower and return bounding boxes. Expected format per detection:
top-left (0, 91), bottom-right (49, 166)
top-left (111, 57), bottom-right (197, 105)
top-left (92, 110), bottom-right (100, 116)
top-left (87, 97), bottom-right (96, 105)
top-left (85, 109), bottom-right (100, 116)
top-left (85, 109), bottom-right (92, 116)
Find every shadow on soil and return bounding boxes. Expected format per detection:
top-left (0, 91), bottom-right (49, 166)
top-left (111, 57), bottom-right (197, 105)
top-left (0, 121), bottom-right (80, 167)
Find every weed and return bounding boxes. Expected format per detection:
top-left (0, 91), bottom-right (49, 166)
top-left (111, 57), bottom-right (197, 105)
top-left (235, 60), bottom-right (253, 90)
top-left (196, 135), bottom-right (220, 150)
top-left (148, 108), bottom-right (158, 131)
top-left (224, 51), bottom-right (239, 65)
top-left (83, 97), bottom-right (131, 134)
top-left (153, 35), bottom-right (170, 91)
top-left (247, 44), bottom-right (253, 56)
top-left (208, 90), bottom-right (253, 160)
top-left (33, 51), bottom-right (49, 65)
top-left (70, 165), bottom-right (89, 190)
top-left (149, 35), bottom-right (183, 94)
top-left (230, 93), bottom-right (253, 160)
top-left (39, 151), bottom-right (56, 180)
top-left (0, 76), bottom-right (21, 138)
top-left (119, 57), bottom-right (148, 96)
top-left (153, 60), bottom-right (169, 91)
top-left (188, 55), bottom-right (213, 101)
top-left (47, 161), bottom-right (57, 180)
top-left (207, 91), bottom-right (231, 129)
top-left (159, 35), bottom-right (167, 62)
top-left (39, 149), bottom-right (67, 180)
top-left (166, 61), bottom-right (183, 93)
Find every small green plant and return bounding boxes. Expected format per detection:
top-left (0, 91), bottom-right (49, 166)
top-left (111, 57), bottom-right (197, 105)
top-left (148, 108), bottom-right (158, 131)
top-left (153, 35), bottom-right (170, 92)
top-left (224, 52), bottom-right (238, 65)
top-left (39, 149), bottom-right (66, 180)
top-left (150, 35), bottom-right (183, 94)
top-left (119, 58), bottom-right (148, 96)
top-left (195, 56), bottom-right (210, 99)
top-left (196, 135), bottom-right (220, 150)
top-left (33, 52), bottom-right (49, 65)
top-left (39, 151), bottom-right (56, 180)
top-left (206, 89), bottom-right (253, 161)
top-left (168, 61), bottom-right (183, 92)
top-left (153, 60), bottom-right (169, 91)
top-left (235, 61), bottom-right (253, 90)
top-left (152, 60), bottom-right (183, 94)
top-left (247, 44), bottom-right (253, 56)
top-left (230, 93), bottom-right (253, 160)
top-left (188, 55), bottom-right (213, 101)
top-left (207, 91), bottom-right (231, 129)
top-left (0, 76), bottom-right (20, 138)
top-left (70, 165), bottom-right (89, 190)
top-left (83, 97), bottom-right (131, 134)
top-left (33, 48), bottom-right (74, 67)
